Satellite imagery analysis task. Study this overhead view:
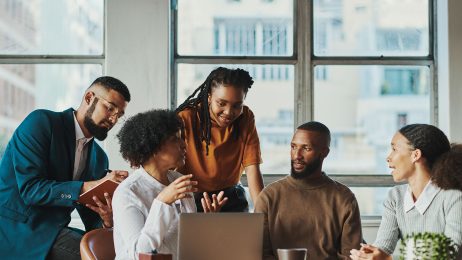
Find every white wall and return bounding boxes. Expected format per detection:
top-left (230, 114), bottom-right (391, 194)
top-left (446, 0), bottom-right (462, 142)
top-left (105, 0), bottom-right (170, 170)
top-left (438, 0), bottom-right (462, 142)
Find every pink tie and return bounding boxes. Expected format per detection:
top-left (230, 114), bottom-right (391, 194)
top-left (73, 138), bottom-right (86, 180)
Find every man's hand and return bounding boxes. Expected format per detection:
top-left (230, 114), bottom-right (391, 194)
top-left (156, 174), bottom-right (198, 205)
top-left (81, 170), bottom-right (128, 194)
top-left (201, 191), bottom-right (228, 212)
top-left (104, 170), bottom-right (128, 183)
top-left (85, 192), bottom-right (113, 228)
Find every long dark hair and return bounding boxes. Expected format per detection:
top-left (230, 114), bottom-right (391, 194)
top-left (175, 67), bottom-right (254, 155)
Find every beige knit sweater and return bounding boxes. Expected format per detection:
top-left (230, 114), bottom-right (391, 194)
top-left (255, 173), bottom-right (362, 260)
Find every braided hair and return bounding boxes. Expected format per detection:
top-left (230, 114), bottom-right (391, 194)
top-left (398, 124), bottom-right (451, 170)
top-left (175, 67), bottom-right (254, 155)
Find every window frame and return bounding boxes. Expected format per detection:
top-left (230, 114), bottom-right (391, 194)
top-left (0, 0), bottom-right (106, 132)
top-left (171, 0), bottom-right (436, 189)
top-left (0, 0), bottom-right (106, 66)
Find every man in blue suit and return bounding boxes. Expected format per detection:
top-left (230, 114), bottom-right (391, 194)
top-left (0, 76), bottom-right (131, 260)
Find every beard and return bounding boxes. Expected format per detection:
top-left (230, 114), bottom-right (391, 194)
top-left (290, 156), bottom-right (322, 179)
top-left (83, 99), bottom-right (109, 141)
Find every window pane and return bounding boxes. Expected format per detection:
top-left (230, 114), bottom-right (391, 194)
top-left (0, 0), bottom-right (103, 55)
top-left (351, 187), bottom-right (391, 216)
top-left (0, 64), bottom-right (102, 159)
top-left (177, 64), bottom-right (294, 175)
top-left (313, 0), bottom-right (429, 56)
top-left (177, 0), bottom-right (293, 56)
top-left (314, 65), bottom-right (430, 175)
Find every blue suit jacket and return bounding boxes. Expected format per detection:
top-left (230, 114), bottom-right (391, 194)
top-left (0, 108), bottom-right (109, 259)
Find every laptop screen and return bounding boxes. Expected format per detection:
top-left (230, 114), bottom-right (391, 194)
top-left (178, 213), bottom-right (264, 260)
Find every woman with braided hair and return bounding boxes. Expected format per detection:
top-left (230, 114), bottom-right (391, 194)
top-left (350, 124), bottom-right (462, 260)
top-left (176, 67), bottom-right (264, 212)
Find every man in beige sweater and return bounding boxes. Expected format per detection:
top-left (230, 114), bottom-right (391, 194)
top-left (254, 121), bottom-right (362, 259)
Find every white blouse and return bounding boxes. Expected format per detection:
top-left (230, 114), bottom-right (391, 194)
top-left (112, 167), bottom-right (196, 260)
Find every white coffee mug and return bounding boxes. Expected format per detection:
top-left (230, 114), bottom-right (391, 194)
top-left (277, 248), bottom-right (307, 260)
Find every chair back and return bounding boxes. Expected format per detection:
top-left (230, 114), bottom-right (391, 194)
top-left (80, 228), bottom-right (115, 260)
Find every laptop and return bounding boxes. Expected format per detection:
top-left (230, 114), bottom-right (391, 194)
top-left (178, 213), bottom-right (264, 260)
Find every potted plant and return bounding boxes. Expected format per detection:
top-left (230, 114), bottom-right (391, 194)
top-left (399, 232), bottom-right (458, 260)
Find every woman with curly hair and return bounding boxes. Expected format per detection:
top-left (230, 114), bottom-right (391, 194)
top-left (350, 124), bottom-right (462, 260)
top-left (112, 109), bottom-right (227, 260)
top-left (432, 144), bottom-right (462, 190)
top-left (176, 67), bottom-right (264, 212)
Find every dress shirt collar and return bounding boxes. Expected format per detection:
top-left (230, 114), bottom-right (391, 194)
top-left (138, 166), bottom-right (178, 188)
top-left (404, 180), bottom-right (441, 215)
top-left (139, 166), bottom-right (167, 189)
top-left (73, 111), bottom-right (93, 144)
top-left (138, 167), bottom-right (189, 212)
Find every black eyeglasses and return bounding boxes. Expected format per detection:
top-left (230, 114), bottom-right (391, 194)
top-left (93, 93), bottom-right (126, 122)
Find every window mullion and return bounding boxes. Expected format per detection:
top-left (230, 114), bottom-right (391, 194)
top-left (0, 55), bottom-right (104, 64)
top-left (174, 56), bottom-right (296, 65)
top-left (241, 174), bottom-right (396, 187)
top-left (295, 0), bottom-right (312, 127)
top-left (312, 58), bottom-right (433, 66)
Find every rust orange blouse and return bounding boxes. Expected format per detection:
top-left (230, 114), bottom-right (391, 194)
top-left (177, 105), bottom-right (262, 192)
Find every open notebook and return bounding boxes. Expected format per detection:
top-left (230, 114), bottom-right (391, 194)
top-left (78, 179), bottom-right (119, 207)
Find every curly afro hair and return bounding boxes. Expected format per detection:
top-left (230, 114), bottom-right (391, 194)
top-left (432, 144), bottom-right (462, 190)
top-left (117, 109), bottom-right (183, 167)
top-left (399, 124), bottom-right (450, 169)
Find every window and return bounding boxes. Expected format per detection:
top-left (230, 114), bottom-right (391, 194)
top-left (0, 1), bottom-right (104, 160)
top-left (214, 18), bottom-right (256, 55)
top-left (177, 1), bottom-right (293, 56)
top-left (312, 0), bottom-right (433, 216)
top-left (376, 29), bottom-right (422, 52)
top-left (173, 0), bottom-right (434, 216)
top-left (313, 0), bottom-right (429, 56)
top-left (382, 68), bottom-right (427, 95)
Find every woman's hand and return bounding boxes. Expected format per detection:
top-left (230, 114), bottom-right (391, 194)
top-left (157, 174), bottom-right (198, 205)
top-left (201, 191), bottom-right (228, 213)
top-left (350, 244), bottom-right (391, 260)
top-left (85, 192), bottom-right (113, 228)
